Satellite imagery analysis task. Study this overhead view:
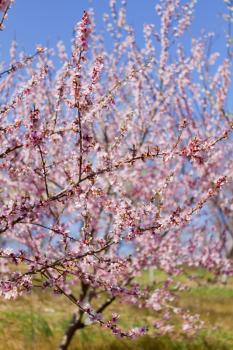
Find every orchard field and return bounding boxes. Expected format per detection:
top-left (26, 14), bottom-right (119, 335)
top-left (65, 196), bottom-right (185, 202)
top-left (1, 270), bottom-right (233, 350)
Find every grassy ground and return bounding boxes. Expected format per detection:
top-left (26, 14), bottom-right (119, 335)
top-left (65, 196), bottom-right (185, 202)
top-left (0, 270), bottom-right (233, 349)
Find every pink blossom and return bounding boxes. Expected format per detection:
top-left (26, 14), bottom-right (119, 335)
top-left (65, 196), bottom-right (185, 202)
top-left (0, 0), bottom-right (11, 12)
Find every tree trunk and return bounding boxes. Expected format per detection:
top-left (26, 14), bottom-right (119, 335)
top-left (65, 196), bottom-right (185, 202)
top-left (59, 312), bottom-right (85, 350)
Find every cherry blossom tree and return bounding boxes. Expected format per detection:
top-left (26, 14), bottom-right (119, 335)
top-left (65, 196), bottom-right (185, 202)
top-left (0, 1), bottom-right (233, 349)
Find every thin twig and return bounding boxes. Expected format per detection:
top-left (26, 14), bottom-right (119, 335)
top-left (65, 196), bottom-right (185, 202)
top-left (0, 144), bottom-right (22, 159)
top-left (38, 145), bottom-right (50, 198)
top-left (0, 52), bottom-right (39, 79)
top-left (0, 1), bottom-right (11, 31)
top-left (77, 109), bottom-right (83, 181)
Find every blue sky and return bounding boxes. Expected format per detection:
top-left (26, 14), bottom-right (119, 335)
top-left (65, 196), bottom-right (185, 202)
top-left (0, 0), bottom-right (228, 60)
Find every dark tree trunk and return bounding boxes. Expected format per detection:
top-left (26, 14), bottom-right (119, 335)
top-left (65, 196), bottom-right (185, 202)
top-left (58, 285), bottom-right (115, 350)
top-left (59, 312), bottom-right (85, 350)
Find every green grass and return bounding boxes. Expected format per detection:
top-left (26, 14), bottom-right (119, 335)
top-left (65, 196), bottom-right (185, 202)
top-left (0, 270), bottom-right (233, 349)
